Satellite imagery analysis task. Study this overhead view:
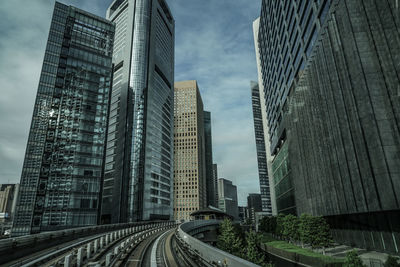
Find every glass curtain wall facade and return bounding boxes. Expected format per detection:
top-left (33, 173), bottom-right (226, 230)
top-left (286, 0), bottom-right (400, 253)
top-left (271, 141), bottom-right (295, 214)
top-left (250, 81), bottom-right (272, 215)
top-left (203, 111), bottom-right (216, 207)
top-left (12, 2), bottom-right (114, 236)
top-left (101, 0), bottom-right (174, 223)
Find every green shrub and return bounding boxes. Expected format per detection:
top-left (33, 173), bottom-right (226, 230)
top-left (344, 250), bottom-right (365, 267)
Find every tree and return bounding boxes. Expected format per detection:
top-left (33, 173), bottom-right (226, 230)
top-left (385, 255), bottom-right (400, 267)
top-left (298, 214), bottom-right (333, 253)
top-left (312, 216), bottom-right (333, 254)
top-left (282, 214), bottom-right (300, 243)
top-left (217, 219), bottom-right (244, 256)
top-left (275, 214), bottom-right (285, 237)
top-left (299, 213), bottom-right (313, 248)
top-left (245, 230), bottom-right (265, 266)
top-left (344, 250), bottom-right (365, 267)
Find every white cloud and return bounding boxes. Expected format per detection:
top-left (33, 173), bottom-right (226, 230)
top-left (0, 0), bottom-right (263, 206)
top-left (0, 0), bottom-right (53, 183)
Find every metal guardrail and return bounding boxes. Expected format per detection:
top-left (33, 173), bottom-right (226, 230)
top-left (177, 220), bottom-right (259, 267)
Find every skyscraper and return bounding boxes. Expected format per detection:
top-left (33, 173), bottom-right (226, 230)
top-left (100, 0), bottom-right (175, 223)
top-left (203, 111), bottom-right (216, 207)
top-left (12, 2), bottom-right (114, 236)
top-left (250, 81), bottom-right (272, 215)
top-left (257, 0), bottom-right (331, 215)
top-left (258, 0), bottom-right (400, 253)
top-left (218, 178), bottom-right (239, 220)
top-left (173, 80), bottom-right (207, 221)
top-left (212, 163), bottom-right (219, 206)
top-left (253, 17), bottom-right (276, 215)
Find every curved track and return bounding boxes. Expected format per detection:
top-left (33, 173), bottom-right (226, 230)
top-left (4, 223), bottom-right (190, 267)
top-left (3, 223), bottom-right (176, 267)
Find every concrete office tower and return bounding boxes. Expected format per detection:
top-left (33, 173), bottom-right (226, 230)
top-left (250, 81), bottom-right (272, 215)
top-left (259, 0), bottom-right (400, 253)
top-left (238, 206), bottom-right (248, 223)
top-left (101, 0), bottom-right (175, 223)
top-left (286, 0), bottom-right (400, 253)
top-left (247, 193), bottom-right (262, 224)
top-left (12, 2), bottom-right (114, 236)
top-left (173, 80), bottom-right (206, 221)
top-left (218, 178), bottom-right (239, 220)
top-left (258, 0), bottom-right (330, 215)
top-left (203, 111), bottom-right (216, 207)
top-left (253, 18), bottom-right (276, 215)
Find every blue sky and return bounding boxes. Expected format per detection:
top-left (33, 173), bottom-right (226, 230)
top-left (0, 0), bottom-right (261, 206)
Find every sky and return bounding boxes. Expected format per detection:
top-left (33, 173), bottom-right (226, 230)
top-left (0, 0), bottom-right (262, 206)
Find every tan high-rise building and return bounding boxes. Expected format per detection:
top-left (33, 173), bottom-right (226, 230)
top-left (173, 80), bottom-right (206, 221)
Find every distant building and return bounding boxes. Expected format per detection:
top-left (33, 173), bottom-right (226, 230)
top-left (173, 80), bottom-right (207, 221)
top-left (190, 206), bottom-right (233, 221)
top-left (238, 206), bottom-right (248, 223)
top-left (218, 178), bottom-right (239, 220)
top-left (0, 184), bottom-right (19, 221)
top-left (13, 2), bottom-right (115, 236)
top-left (255, 212), bottom-right (269, 232)
top-left (204, 111), bottom-right (216, 207)
top-left (247, 193), bottom-right (262, 224)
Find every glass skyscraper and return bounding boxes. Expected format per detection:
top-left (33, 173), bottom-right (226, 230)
top-left (212, 163), bottom-right (219, 206)
top-left (12, 2), bottom-right (114, 236)
top-left (250, 81), bottom-right (272, 215)
top-left (100, 0), bottom-right (175, 223)
top-left (203, 111), bottom-right (216, 207)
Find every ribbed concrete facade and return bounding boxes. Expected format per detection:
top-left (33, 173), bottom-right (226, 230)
top-left (286, 0), bottom-right (400, 253)
top-left (173, 80), bottom-right (206, 221)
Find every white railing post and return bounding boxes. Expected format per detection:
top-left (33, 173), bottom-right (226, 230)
top-left (64, 254), bottom-right (72, 267)
top-left (77, 247), bottom-right (83, 267)
top-left (87, 242), bottom-right (92, 259)
top-left (106, 253), bottom-right (112, 265)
